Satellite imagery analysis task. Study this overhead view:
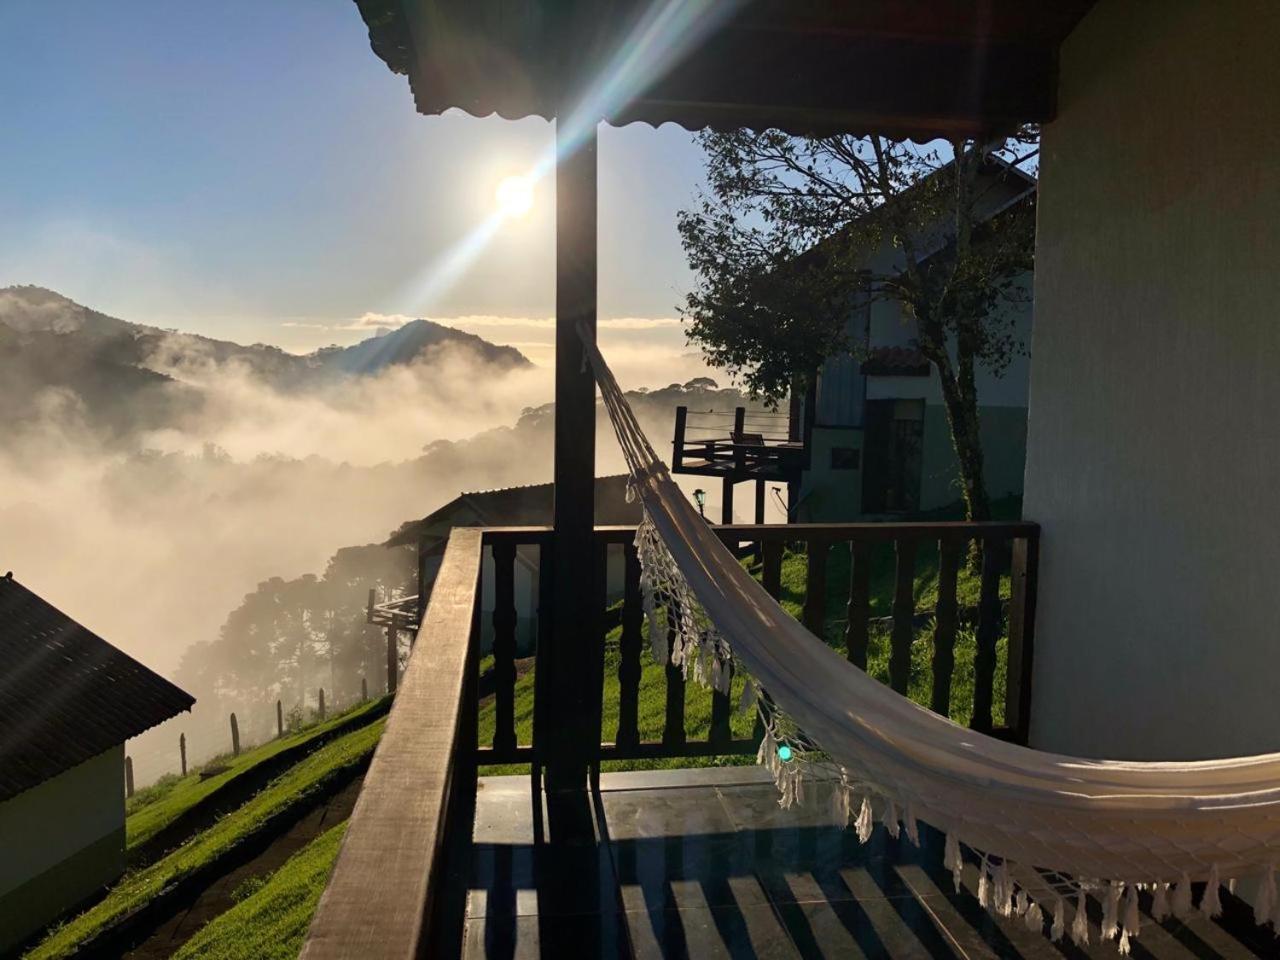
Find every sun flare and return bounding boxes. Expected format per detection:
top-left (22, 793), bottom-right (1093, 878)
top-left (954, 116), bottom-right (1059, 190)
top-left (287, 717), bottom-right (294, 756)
top-left (495, 175), bottom-right (534, 218)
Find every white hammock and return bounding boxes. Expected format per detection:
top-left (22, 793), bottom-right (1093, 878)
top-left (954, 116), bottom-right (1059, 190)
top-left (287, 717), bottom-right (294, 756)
top-left (581, 327), bottom-right (1280, 952)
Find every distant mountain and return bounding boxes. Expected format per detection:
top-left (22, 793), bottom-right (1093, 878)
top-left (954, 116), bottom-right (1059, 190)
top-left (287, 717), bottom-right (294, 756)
top-left (311, 319), bottom-right (528, 375)
top-left (0, 285), bottom-right (532, 438)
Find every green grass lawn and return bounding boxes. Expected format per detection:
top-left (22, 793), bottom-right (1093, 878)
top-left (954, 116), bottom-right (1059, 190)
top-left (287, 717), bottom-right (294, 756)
top-left (126, 696), bottom-right (388, 853)
top-left (477, 532), bottom-right (1014, 772)
top-left (171, 822), bottom-right (346, 960)
top-left (26, 719), bottom-right (385, 960)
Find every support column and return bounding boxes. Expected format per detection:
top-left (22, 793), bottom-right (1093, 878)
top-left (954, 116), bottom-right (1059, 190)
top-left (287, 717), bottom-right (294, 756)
top-left (721, 477), bottom-right (734, 525)
top-left (755, 479), bottom-right (766, 524)
top-left (547, 121), bottom-right (597, 798)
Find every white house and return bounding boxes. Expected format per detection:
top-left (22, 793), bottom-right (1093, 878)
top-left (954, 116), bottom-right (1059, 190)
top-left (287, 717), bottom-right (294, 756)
top-left (797, 162), bottom-right (1036, 522)
top-left (0, 573), bottom-right (193, 953)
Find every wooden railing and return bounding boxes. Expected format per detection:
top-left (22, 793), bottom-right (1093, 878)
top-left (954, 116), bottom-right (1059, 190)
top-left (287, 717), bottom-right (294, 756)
top-left (479, 527), bottom-right (761, 767)
top-left (716, 520), bottom-right (1040, 741)
top-left (480, 518), bottom-right (1039, 766)
top-left (305, 518), bottom-right (1039, 956)
top-left (671, 405), bottom-right (808, 481)
top-left (301, 528), bottom-right (482, 959)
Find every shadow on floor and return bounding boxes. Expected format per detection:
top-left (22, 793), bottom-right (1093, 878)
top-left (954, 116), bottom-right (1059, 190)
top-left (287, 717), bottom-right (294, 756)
top-left (464, 769), bottom-right (1272, 959)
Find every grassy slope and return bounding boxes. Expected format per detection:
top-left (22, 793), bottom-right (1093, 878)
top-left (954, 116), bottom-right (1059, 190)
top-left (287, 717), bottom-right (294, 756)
top-left (126, 697), bottom-right (387, 851)
top-left (26, 719), bottom-right (385, 960)
top-left (477, 537), bottom-right (1013, 771)
top-left (171, 822), bottom-right (346, 960)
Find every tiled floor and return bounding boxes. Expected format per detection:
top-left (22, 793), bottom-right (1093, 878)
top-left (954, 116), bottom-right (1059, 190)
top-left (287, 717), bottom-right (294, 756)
top-left (464, 768), bottom-right (1272, 959)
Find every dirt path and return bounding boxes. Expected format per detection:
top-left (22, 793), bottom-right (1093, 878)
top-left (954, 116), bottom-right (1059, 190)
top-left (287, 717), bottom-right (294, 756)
top-left (119, 776), bottom-right (364, 959)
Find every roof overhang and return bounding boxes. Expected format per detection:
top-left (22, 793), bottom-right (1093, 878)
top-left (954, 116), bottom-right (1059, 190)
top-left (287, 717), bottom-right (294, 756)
top-left (354, 0), bottom-right (1096, 140)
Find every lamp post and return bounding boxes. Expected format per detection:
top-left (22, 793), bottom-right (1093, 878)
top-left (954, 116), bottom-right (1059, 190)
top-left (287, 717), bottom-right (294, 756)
top-left (693, 488), bottom-right (707, 519)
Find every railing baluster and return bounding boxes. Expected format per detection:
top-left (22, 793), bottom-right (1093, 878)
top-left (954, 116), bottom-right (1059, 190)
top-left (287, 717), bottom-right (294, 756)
top-left (844, 541), bottom-right (871, 669)
top-left (930, 539), bottom-right (962, 716)
top-left (1005, 535), bottom-right (1040, 744)
top-left (889, 539), bottom-right (918, 694)
top-left (972, 539), bottom-right (1003, 733)
top-left (709, 661), bottom-right (732, 749)
top-left (491, 540), bottom-right (518, 756)
top-left (616, 543), bottom-right (643, 750)
top-left (762, 539), bottom-right (783, 599)
top-left (662, 599), bottom-right (687, 749)
top-left (802, 538), bottom-right (829, 639)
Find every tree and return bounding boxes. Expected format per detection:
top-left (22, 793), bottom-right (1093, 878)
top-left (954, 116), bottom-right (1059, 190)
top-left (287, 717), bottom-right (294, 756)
top-left (677, 129), bottom-right (1036, 522)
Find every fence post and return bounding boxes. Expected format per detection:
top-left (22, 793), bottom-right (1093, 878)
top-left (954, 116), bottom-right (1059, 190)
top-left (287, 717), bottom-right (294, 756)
top-left (179, 733), bottom-right (187, 776)
top-left (361, 677), bottom-right (368, 701)
top-left (277, 699), bottom-right (284, 738)
top-left (318, 688), bottom-right (326, 720)
top-left (386, 625), bottom-right (398, 696)
top-left (124, 755), bottom-right (134, 798)
top-left (230, 712), bottom-right (241, 756)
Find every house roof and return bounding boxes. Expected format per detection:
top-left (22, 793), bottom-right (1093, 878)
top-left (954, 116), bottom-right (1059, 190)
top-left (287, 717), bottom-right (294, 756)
top-left (0, 574), bottom-right (195, 802)
top-left (351, 1), bottom-right (1095, 140)
top-left (387, 474), bottom-right (641, 547)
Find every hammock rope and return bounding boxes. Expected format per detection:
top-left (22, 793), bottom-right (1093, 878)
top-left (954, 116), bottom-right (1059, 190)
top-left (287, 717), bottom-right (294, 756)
top-left (579, 325), bottom-right (1280, 952)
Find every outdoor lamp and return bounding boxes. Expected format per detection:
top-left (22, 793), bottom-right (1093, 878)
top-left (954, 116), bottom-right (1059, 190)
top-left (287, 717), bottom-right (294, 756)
top-left (692, 488), bottom-right (706, 518)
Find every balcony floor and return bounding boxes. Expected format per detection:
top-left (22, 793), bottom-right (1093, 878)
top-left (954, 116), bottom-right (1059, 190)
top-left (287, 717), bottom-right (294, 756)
top-left (465, 768), bottom-right (1273, 959)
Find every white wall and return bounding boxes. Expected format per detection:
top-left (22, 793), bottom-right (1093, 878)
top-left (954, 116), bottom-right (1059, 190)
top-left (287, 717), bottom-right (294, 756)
top-left (1025, 0), bottom-right (1280, 759)
top-left (0, 746), bottom-right (124, 896)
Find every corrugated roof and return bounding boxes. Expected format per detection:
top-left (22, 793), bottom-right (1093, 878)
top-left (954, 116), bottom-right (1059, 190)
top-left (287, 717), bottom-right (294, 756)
top-left (352, 0), bottom-right (1095, 140)
top-left (387, 474), bottom-right (640, 547)
top-left (0, 574), bottom-right (194, 802)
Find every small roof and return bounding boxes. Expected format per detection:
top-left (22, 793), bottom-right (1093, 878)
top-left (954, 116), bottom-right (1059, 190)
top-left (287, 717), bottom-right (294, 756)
top-left (352, 0), bottom-right (1095, 139)
top-left (0, 574), bottom-right (194, 802)
top-left (388, 474), bottom-right (640, 547)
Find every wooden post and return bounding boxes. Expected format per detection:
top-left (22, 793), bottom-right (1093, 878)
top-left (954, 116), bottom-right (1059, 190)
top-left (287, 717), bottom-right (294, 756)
top-left (672, 405), bottom-right (687, 471)
top-left (179, 733), bottom-right (187, 776)
top-left (361, 676), bottom-right (368, 701)
top-left (754, 480), bottom-right (766, 524)
top-left (277, 699), bottom-right (284, 738)
top-left (386, 625), bottom-right (398, 696)
top-left (124, 755), bottom-right (134, 798)
top-left (721, 476), bottom-right (734, 525)
top-left (546, 119), bottom-right (597, 799)
top-left (318, 687), bottom-right (326, 720)
top-left (1005, 535), bottom-right (1040, 744)
top-left (230, 712), bottom-right (240, 756)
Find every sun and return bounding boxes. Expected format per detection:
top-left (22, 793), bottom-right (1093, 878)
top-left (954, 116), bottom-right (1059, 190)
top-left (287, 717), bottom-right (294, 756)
top-left (495, 175), bottom-right (534, 218)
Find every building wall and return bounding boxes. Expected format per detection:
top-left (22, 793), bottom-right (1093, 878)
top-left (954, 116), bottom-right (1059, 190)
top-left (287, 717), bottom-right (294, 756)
top-left (1024, 0), bottom-right (1280, 759)
top-left (797, 426), bottom-right (863, 521)
top-left (0, 746), bottom-right (126, 952)
top-left (919, 404), bottom-right (1027, 512)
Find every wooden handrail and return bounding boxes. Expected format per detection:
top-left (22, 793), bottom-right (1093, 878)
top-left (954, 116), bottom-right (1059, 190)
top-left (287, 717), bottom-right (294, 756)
top-left (301, 527), bottom-right (482, 959)
top-left (483, 521), bottom-right (1040, 543)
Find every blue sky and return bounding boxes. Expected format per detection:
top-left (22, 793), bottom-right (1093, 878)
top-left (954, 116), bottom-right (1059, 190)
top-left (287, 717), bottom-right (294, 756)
top-left (0, 0), bottom-right (708, 359)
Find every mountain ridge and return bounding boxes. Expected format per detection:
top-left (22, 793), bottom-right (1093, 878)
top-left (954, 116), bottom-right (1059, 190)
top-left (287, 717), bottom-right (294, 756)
top-left (0, 285), bottom-right (532, 439)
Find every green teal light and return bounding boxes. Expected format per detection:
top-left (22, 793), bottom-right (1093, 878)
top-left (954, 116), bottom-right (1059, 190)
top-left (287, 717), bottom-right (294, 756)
top-left (777, 744), bottom-right (793, 763)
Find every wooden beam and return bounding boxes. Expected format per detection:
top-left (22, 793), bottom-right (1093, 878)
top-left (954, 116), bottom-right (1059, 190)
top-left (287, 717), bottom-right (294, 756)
top-left (547, 121), bottom-right (597, 794)
top-left (300, 527), bottom-right (483, 959)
